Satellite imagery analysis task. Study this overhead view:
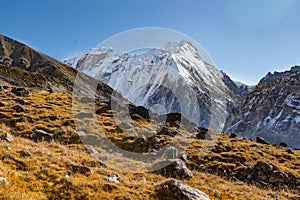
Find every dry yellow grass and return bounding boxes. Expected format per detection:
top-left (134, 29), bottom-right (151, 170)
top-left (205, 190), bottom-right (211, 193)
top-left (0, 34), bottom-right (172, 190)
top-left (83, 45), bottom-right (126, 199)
top-left (0, 85), bottom-right (299, 199)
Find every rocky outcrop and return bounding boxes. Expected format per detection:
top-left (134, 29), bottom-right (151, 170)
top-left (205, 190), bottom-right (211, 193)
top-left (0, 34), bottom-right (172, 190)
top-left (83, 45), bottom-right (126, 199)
top-left (225, 66), bottom-right (300, 148)
top-left (155, 179), bottom-right (210, 200)
top-left (152, 159), bottom-right (193, 180)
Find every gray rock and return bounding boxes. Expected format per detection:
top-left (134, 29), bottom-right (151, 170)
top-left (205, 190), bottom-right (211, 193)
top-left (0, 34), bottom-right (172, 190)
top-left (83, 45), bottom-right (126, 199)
top-left (269, 170), bottom-right (288, 183)
top-left (0, 132), bottom-right (13, 142)
top-left (255, 161), bottom-right (273, 172)
top-left (30, 129), bottom-right (53, 142)
top-left (156, 179), bottom-right (210, 200)
top-left (0, 177), bottom-right (8, 185)
top-left (13, 105), bottom-right (26, 113)
top-left (11, 87), bottom-right (29, 97)
top-left (152, 159), bottom-right (192, 179)
top-left (69, 164), bottom-right (92, 176)
top-left (256, 137), bottom-right (269, 145)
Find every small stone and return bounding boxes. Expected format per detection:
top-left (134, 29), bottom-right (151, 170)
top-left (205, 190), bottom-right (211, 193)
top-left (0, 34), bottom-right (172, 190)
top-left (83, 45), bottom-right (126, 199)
top-left (105, 174), bottom-right (120, 183)
top-left (269, 170), bottom-right (288, 183)
top-left (70, 164), bottom-right (92, 176)
top-left (11, 87), bottom-right (29, 97)
top-left (15, 98), bottom-right (26, 105)
top-left (255, 161), bottom-right (273, 172)
top-left (0, 132), bottom-right (13, 142)
top-left (0, 177), bottom-right (8, 185)
top-left (18, 150), bottom-right (31, 158)
top-left (287, 148), bottom-right (294, 154)
top-left (13, 105), bottom-right (26, 113)
top-left (30, 129), bottom-right (53, 142)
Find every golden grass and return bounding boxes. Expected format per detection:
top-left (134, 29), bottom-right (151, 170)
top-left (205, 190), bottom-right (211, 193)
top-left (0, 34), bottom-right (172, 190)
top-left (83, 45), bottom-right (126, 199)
top-left (0, 85), bottom-right (299, 199)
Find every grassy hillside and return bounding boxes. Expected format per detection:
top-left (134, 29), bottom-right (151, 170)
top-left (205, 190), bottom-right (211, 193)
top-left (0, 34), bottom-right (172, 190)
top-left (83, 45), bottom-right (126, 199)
top-left (0, 83), bottom-right (299, 200)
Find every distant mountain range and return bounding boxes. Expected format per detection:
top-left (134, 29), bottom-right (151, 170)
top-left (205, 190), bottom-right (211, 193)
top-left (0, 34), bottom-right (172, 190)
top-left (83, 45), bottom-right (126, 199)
top-left (66, 41), bottom-right (299, 148)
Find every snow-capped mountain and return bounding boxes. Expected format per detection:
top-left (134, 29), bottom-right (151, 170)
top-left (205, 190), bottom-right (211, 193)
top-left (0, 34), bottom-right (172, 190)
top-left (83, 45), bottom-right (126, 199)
top-left (225, 66), bottom-right (300, 148)
top-left (65, 41), bottom-right (245, 131)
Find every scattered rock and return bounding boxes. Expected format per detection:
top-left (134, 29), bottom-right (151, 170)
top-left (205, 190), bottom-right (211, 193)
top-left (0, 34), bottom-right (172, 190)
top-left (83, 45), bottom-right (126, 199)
top-left (152, 159), bottom-right (192, 180)
top-left (102, 183), bottom-right (118, 192)
top-left (155, 179), bottom-right (210, 200)
top-left (256, 137), bottom-right (269, 145)
top-left (30, 129), bottom-right (53, 142)
top-left (18, 150), bottom-right (31, 158)
top-left (0, 86), bottom-right (5, 93)
top-left (105, 174), bottom-right (120, 183)
top-left (287, 148), bottom-right (294, 154)
top-left (269, 170), bottom-right (288, 183)
top-left (129, 105), bottom-right (150, 120)
top-left (11, 87), bottom-right (29, 97)
top-left (279, 142), bottom-right (288, 147)
top-left (196, 127), bottom-right (208, 140)
top-left (0, 177), bottom-right (8, 185)
top-left (13, 105), bottom-right (26, 113)
top-left (229, 133), bottom-right (237, 138)
top-left (49, 115), bottom-right (58, 121)
top-left (0, 132), bottom-right (14, 142)
top-left (255, 161), bottom-right (273, 172)
top-left (15, 98), bottom-right (26, 105)
top-left (69, 164), bottom-right (92, 176)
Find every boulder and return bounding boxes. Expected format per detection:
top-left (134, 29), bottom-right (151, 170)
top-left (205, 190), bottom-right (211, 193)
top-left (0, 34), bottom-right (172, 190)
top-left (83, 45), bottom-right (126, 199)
top-left (256, 137), bottom-right (269, 145)
top-left (269, 170), bottom-right (288, 183)
top-left (11, 87), bottom-right (29, 97)
top-left (155, 179), bottom-right (210, 200)
top-left (12, 105), bottom-right (26, 113)
top-left (255, 161), bottom-right (273, 172)
top-left (30, 129), bottom-right (53, 142)
top-left (152, 159), bottom-right (192, 180)
top-left (69, 164), bottom-right (92, 176)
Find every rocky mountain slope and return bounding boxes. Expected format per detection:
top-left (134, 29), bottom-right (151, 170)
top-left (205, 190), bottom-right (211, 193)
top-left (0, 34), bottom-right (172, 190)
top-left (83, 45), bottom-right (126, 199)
top-left (0, 34), bottom-right (112, 99)
top-left (66, 43), bottom-right (299, 148)
top-left (225, 66), bottom-right (300, 148)
top-left (65, 41), bottom-right (250, 132)
top-left (0, 35), bottom-right (299, 199)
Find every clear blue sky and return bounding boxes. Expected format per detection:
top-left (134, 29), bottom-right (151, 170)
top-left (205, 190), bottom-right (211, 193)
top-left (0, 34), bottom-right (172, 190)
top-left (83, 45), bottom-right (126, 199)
top-left (1, 0), bottom-right (299, 85)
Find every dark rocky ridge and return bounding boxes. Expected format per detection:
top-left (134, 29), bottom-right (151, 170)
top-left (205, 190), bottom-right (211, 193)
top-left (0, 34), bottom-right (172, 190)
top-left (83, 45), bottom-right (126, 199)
top-left (225, 66), bottom-right (300, 148)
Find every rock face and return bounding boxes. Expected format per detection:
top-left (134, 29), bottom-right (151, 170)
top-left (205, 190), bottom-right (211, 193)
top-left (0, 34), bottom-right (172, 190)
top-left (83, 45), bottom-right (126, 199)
top-left (155, 179), bottom-right (210, 200)
top-left (225, 66), bottom-right (300, 148)
top-left (65, 41), bottom-right (250, 131)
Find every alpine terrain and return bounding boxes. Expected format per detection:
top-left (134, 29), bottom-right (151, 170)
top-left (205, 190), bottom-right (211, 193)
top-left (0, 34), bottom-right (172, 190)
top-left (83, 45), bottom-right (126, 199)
top-left (0, 34), bottom-right (299, 200)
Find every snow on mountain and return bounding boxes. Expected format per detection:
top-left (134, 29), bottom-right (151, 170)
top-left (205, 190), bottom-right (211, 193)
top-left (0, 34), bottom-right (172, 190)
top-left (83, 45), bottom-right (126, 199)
top-left (224, 66), bottom-right (300, 148)
top-left (66, 41), bottom-right (243, 131)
